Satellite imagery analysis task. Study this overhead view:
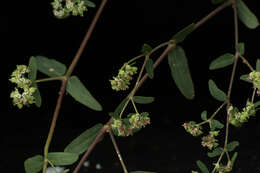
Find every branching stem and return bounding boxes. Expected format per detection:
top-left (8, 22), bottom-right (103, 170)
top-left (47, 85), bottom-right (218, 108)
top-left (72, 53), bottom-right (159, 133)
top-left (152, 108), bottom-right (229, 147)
top-left (42, 0), bottom-right (108, 172)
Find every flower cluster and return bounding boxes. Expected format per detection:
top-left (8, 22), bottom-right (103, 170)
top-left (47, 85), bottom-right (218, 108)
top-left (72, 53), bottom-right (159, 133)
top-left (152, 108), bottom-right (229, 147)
top-left (110, 64), bottom-right (138, 91)
top-left (214, 162), bottom-right (232, 173)
top-left (111, 113), bottom-right (150, 137)
top-left (249, 71), bottom-right (260, 94)
top-left (228, 101), bottom-right (256, 127)
top-left (201, 131), bottom-right (219, 150)
top-left (183, 121), bottom-right (203, 136)
top-left (9, 65), bottom-right (36, 109)
top-left (51, 0), bottom-right (89, 19)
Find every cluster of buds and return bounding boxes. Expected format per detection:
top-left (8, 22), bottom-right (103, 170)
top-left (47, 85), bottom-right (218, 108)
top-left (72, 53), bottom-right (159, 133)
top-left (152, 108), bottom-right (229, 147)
top-left (111, 113), bottom-right (150, 137)
top-left (201, 131), bottom-right (219, 150)
top-left (249, 71), bottom-right (260, 95)
top-left (9, 65), bottom-right (36, 109)
top-left (228, 101), bottom-right (256, 127)
top-left (214, 162), bottom-right (232, 173)
top-left (183, 121), bottom-right (203, 136)
top-left (110, 64), bottom-right (138, 91)
top-left (51, 0), bottom-right (89, 19)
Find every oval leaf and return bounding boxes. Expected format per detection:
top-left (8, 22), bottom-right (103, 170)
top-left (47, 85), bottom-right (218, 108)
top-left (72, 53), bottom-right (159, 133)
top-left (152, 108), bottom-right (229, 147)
top-left (47, 152), bottom-right (78, 166)
top-left (35, 56), bottom-right (67, 77)
top-left (256, 59), bottom-right (260, 72)
top-left (211, 119), bottom-right (224, 130)
top-left (32, 83), bottom-right (42, 107)
top-left (196, 160), bottom-right (209, 173)
top-left (133, 96), bottom-right (155, 104)
top-left (28, 56), bottom-right (37, 81)
top-left (24, 155), bottom-right (44, 173)
top-left (208, 79), bottom-right (226, 102)
top-left (207, 147), bottom-right (223, 158)
top-left (168, 46), bottom-right (195, 100)
top-left (201, 111), bottom-right (207, 121)
top-left (64, 124), bottom-right (103, 155)
top-left (240, 74), bottom-right (251, 83)
top-left (66, 76), bottom-right (102, 111)
top-left (236, 43), bottom-right (245, 55)
top-left (237, 0), bottom-right (259, 29)
top-left (231, 152), bottom-right (238, 165)
top-left (227, 141), bottom-right (239, 152)
top-left (84, 0), bottom-right (96, 8)
top-left (172, 23), bottom-right (195, 43)
top-left (209, 53), bottom-right (235, 70)
top-left (145, 58), bottom-right (154, 79)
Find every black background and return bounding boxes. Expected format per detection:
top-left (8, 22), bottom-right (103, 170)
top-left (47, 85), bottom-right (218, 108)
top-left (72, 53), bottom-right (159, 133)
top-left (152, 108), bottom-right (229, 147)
top-left (3, 0), bottom-right (260, 172)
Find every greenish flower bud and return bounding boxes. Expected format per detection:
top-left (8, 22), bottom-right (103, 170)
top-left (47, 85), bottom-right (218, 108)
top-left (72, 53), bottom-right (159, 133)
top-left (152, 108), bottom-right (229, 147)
top-left (110, 64), bottom-right (138, 91)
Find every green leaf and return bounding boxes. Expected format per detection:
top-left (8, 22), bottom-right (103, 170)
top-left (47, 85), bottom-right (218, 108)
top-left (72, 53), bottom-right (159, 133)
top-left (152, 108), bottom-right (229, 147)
top-left (145, 59), bottom-right (154, 79)
top-left (207, 147), bottom-right (223, 158)
top-left (254, 101), bottom-right (260, 108)
top-left (133, 96), bottom-right (155, 104)
top-left (64, 124), bottom-right (103, 155)
top-left (130, 172), bottom-right (156, 173)
top-left (32, 83), bottom-right (42, 107)
top-left (237, 0), bottom-right (259, 29)
top-left (240, 74), bottom-right (251, 83)
top-left (231, 152), bottom-right (238, 165)
top-left (208, 79), bottom-right (227, 102)
top-left (196, 160), bottom-right (209, 173)
top-left (256, 59), bottom-right (260, 72)
top-left (209, 53), bottom-right (235, 70)
top-left (168, 46), bottom-right (195, 100)
top-left (201, 111), bottom-right (207, 121)
top-left (227, 141), bottom-right (239, 152)
top-left (47, 152), bottom-right (78, 166)
top-left (84, 0), bottom-right (96, 8)
top-left (172, 23), bottom-right (195, 43)
top-left (66, 76), bottom-right (102, 111)
top-left (211, 119), bottom-right (224, 130)
top-left (211, 0), bottom-right (225, 4)
top-left (236, 43), bottom-right (245, 55)
top-left (141, 43), bottom-right (153, 54)
top-left (28, 56), bottom-right (37, 81)
top-left (28, 56), bottom-right (42, 107)
top-left (35, 56), bottom-right (67, 77)
top-left (24, 155), bottom-right (44, 173)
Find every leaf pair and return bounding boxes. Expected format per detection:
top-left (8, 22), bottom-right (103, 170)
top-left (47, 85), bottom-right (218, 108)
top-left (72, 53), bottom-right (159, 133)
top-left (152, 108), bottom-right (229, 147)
top-left (25, 124), bottom-right (103, 173)
top-left (24, 153), bottom-right (77, 173)
top-left (32, 56), bottom-right (102, 111)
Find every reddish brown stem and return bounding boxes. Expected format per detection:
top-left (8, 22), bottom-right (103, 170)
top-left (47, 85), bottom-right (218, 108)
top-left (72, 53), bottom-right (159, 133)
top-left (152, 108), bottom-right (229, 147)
top-left (42, 0), bottom-right (108, 172)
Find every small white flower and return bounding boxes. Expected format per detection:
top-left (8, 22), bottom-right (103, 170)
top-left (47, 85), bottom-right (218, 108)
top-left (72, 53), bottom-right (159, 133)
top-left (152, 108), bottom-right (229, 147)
top-left (95, 163), bottom-right (102, 170)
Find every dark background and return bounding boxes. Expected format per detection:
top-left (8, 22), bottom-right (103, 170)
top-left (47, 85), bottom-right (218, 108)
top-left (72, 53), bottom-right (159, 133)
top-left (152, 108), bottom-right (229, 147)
top-left (3, 0), bottom-right (260, 172)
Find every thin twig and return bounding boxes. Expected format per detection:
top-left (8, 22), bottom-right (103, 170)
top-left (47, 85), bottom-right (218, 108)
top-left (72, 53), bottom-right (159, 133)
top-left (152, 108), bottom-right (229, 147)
top-left (42, 0), bottom-right (108, 172)
top-left (194, 0), bottom-right (232, 29)
top-left (73, 2), bottom-right (232, 172)
top-left (239, 55), bottom-right (255, 71)
top-left (108, 127), bottom-right (128, 173)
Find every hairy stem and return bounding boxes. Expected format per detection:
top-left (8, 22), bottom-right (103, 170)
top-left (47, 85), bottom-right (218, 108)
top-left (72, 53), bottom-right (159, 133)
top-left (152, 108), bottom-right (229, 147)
top-left (73, 3), bottom-right (231, 172)
top-left (108, 127), bottom-right (128, 173)
top-left (42, 0), bottom-right (108, 172)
